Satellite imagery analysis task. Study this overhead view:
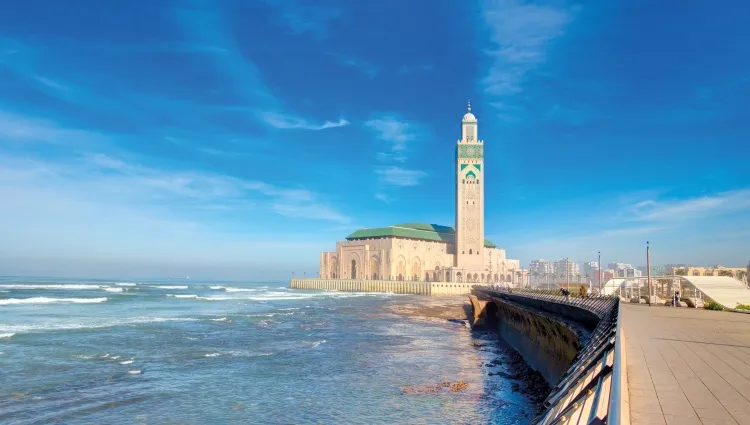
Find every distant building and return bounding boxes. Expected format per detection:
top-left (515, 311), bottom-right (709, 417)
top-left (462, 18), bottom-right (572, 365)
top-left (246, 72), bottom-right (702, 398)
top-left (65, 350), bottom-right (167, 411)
top-left (554, 259), bottom-right (581, 281)
top-left (529, 259), bottom-right (552, 286)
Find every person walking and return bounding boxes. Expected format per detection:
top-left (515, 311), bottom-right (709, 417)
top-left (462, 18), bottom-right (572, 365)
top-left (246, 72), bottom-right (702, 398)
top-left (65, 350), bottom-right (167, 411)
top-left (673, 290), bottom-right (680, 307)
top-left (580, 285), bottom-right (587, 298)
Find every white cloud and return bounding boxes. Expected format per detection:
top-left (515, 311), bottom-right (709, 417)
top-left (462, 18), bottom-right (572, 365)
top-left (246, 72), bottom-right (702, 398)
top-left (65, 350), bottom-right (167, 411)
top-left (374, 193), bottom-right (393, 203)
top-left (260, 112), bottom-right (349, 130)
top-left (628, 190), bottom-right (750, 222)
top-left (481, 0), bottom-right (572, 96)
top-left (376, 166), bottom-right (427, 187)
top-left (365, 116), bottom-right (416, 152)
top-left (0, 110), bottom-right (103, 144)
top-left (260, 0), bottom-right (341, 39)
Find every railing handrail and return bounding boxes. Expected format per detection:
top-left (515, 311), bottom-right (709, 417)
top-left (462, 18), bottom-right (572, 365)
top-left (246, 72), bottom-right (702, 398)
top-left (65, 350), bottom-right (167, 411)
top-left (472, 285), bottom-right (626, 425)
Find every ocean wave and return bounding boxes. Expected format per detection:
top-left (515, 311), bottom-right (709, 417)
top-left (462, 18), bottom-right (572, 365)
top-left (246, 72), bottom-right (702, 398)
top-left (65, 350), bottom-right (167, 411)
top-left (115, 282), bottom-right (138, 286)
top-left (0, 297), bottom-right (108, 305)
top-left (0, 333), bottom-right (15, 339)
top-left (311, 340), bottom-right (327, 348)
top-left (205, 352), bottom-right (222, 357)
top-left (210, 317), bottom-right (229, 322)
top-left (0, 284), bottom-right (103, 290)
top-left (209, 286), bottom-right (225, 290)
top-left (128, 369), bottom-right (142, 375)
top-left (0, 316), bottom-right (202, 334)
top-left (149, 285), bottom-right (188, 290)
top-left (167, 294), bottom-right (198, 299)
top-left (224, 287), bottom-right (260, 292)
top-left (119, 359), bottom-right (134, 365)
top-left (103, 287), bottom-right (124, 293)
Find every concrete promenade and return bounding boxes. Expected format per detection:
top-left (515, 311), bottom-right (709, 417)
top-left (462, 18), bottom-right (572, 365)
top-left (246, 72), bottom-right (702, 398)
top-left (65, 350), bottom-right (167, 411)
top-left (621, 303), bottom-right (750, 425)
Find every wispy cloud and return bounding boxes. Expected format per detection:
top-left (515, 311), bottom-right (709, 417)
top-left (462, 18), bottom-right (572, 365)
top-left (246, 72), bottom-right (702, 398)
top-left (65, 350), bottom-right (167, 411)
top-left (628, 190), bottom-right (750, 222)
top-left (334, 54), bottom-right (378, 79)
top-left (375, 166), bottom-right (427, 187)
top-left (366, 115), bottom-right (427, 191)
top-left (260, 112), bottom-right (349, 130)
top-left (374, 193), bottom-right (393, 203)
top-left (0, 110), bottom-right (104, 145)
top-left (481, 0), bottom-right (573, 96)
top-left (260, 0), bottom-right (341, 39)
top-left (365, 115), bottom-right (417, 153)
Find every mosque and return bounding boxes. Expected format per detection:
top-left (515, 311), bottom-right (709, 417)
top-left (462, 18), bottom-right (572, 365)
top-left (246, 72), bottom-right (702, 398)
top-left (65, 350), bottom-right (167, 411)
top-left (318, 103), bottom-right (521, 284)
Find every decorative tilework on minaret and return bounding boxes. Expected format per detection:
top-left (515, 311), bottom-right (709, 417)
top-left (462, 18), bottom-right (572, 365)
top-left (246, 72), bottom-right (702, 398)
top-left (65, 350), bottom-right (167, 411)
top-left (455, 101), bottom-right (485, 271)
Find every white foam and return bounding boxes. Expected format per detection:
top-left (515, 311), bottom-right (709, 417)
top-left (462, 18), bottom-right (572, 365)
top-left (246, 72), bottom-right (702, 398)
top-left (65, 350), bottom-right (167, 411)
top-left (0, 333), bottom-right (15, 339)
top-left (210, 317), bottom-right (229, 322)
top-left (150, 285), bottom-right (188, 289)
top-left (128, 370), bottom-right (141, 375)
top-left (119, 359), bottom-right (134, 365)
top-left (0, 316), bottom-right (201, 334)
top-left (224, 287), bottom-right (259, 292)
top-left (103, 287), bottom-right (123, 293)
top-left (311, 340), bottom-right (327, 348)
top-left (205, 352), bottom-right (221, 357)
top-left (209, 286), bottom-right (225, 290)
top-left (0, 284), bottom-right (103, 290)
top-left (0, 297), bottom-right (107, 305)
top-left (116, 282), bottom-right (138, 287)
top-left (167, 294), bottom-right (198, 299)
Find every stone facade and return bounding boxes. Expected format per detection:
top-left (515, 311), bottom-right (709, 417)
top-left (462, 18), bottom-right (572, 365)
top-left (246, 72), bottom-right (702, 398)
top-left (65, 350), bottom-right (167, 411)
top-left (318, 103), bottom-right (522, 285)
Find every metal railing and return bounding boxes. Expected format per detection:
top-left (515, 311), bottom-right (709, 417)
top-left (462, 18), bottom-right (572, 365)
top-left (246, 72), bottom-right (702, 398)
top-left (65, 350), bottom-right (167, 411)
top-left (473, 287), bottom-right (625, 425)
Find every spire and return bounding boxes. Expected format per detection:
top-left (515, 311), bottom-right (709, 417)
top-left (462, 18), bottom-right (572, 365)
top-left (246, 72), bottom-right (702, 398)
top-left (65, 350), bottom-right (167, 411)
top-left (467, 100), bottom-right (471, 113)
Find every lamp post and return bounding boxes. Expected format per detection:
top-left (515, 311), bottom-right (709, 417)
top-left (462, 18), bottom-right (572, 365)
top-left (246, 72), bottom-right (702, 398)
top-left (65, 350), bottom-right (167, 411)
top-left (598, 251), bottom-right (602, 295)
top-left (647, 241), bottom-right (652, 306)
top-left (566, 257), bottom-right (570, 292)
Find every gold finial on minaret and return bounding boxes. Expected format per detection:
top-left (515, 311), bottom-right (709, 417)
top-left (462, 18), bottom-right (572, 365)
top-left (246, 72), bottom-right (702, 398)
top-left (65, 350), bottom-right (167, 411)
top-left (467, 100), bottom-right (471, 112)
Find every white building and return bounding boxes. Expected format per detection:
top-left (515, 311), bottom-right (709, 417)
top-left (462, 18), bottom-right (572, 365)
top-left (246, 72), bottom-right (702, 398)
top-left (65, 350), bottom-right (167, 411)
top-left (554, 259), bottom-right (580, 282)
top-left (319, 103), bottom-right (521, 284)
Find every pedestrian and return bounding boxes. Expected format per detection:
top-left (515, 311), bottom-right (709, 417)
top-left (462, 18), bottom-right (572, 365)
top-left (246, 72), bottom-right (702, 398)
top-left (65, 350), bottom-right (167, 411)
top-left (673, 290), bottom-right (680, 307)
top-left (580, 285), bottom-right (587, 298)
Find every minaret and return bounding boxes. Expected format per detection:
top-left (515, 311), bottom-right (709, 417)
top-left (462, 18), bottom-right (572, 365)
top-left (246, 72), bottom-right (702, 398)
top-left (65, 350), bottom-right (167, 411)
top-left (455, 101), bottom-right (485, 271)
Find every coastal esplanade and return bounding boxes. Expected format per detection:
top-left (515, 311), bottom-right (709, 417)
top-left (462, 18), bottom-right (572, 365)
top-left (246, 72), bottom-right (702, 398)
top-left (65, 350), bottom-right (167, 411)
top-left (318, 103), bottom-right (521, 285)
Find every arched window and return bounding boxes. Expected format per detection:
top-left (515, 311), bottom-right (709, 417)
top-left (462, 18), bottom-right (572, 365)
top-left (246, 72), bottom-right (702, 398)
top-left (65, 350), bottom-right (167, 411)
top-left (469, 249), bottom-right (473, 255)
top-left (350, 259), bottom-right (357, 280)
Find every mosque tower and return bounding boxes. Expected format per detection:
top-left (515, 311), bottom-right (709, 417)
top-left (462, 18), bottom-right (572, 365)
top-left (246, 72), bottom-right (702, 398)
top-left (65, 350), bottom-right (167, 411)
top-left (454, 101), bottom-right (485, 271)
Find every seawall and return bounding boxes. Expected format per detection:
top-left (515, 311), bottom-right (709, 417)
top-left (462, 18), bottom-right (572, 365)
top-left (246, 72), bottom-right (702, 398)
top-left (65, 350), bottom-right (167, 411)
top-left (290, 278), bottom-right (489, 296)
top-left (469, 294), bottom-right (583, 385)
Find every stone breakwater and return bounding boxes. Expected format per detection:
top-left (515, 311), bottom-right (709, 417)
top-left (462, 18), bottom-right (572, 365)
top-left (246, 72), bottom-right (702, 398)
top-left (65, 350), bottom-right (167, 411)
top-left (290, 278), bottom-right (491, 296)
top-left (469, 294), bottom-right (584, 386)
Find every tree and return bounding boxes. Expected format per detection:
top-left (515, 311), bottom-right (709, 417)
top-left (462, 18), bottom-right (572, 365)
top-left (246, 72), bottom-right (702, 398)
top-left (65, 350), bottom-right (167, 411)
top-left (718, 270), bottom-right (734, 277)
top-left (675, 268), bottom-right (687, 276)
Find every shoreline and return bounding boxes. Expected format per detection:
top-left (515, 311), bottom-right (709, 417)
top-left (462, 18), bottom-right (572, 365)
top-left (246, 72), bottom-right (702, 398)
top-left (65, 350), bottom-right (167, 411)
top-left (382, 295), bottom-right (551, 409)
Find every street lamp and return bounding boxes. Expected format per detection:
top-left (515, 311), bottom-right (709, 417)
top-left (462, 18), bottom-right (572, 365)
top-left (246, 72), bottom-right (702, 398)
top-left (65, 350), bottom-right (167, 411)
top-left (598, 251), bottom-right (601, 294)
top-left (646, 241), bottom-right (652, 306)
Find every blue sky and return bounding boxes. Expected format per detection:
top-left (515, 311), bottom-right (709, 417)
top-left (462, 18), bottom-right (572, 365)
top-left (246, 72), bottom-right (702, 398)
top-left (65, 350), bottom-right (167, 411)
top-left (1, 0), bottom-right (749, 280)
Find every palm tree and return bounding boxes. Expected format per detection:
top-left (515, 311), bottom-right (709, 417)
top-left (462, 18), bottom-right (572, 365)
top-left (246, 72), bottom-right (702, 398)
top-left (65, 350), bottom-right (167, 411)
top-left (516, 271), bottom-right (522, 287)
top-left (675, 268), bottom-right (687, 276)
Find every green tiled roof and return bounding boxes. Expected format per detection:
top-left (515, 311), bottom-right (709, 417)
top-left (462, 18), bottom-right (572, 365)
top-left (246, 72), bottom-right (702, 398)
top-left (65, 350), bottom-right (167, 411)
top-left (345, 222), bottom-right (497, 248)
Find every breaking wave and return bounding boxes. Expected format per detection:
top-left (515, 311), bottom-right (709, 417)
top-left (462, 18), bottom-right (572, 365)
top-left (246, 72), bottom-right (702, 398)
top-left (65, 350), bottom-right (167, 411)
top-left (0, 297), bottom-right (108, 305)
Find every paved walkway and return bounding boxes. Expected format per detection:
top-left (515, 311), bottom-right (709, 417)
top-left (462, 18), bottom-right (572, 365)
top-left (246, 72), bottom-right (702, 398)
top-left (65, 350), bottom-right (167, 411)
top-left (621, 303), bottom-right (750, 425)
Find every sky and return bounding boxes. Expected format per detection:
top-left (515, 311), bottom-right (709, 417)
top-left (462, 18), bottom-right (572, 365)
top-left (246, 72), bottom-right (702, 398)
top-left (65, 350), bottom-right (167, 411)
top-left (1, 0), bottom-right (749, 280)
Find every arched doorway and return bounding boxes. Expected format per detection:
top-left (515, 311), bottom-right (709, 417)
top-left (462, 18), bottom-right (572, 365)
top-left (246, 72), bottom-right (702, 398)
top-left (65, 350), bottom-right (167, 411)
top-left (456, 272), bottom-right (463, 283)
top-left (350, 259), bottom-right (357, 280)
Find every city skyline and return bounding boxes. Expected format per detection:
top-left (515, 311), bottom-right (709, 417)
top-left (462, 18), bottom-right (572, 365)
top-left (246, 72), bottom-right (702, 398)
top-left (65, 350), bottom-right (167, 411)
top-left (1, 1), bottom-right (749, 280)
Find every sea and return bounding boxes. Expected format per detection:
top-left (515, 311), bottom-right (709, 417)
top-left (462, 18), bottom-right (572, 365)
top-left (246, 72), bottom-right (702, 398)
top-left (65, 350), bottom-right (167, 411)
top-left (0, 277), bottom-right (546, 424)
